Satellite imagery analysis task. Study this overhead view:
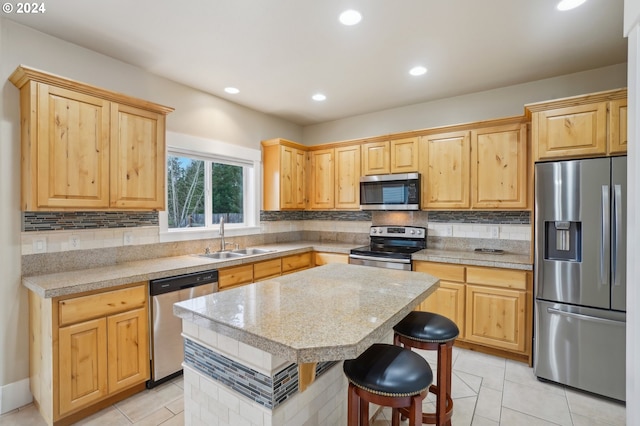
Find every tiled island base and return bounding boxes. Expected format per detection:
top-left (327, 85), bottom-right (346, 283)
top-left (181, 322), bottom-right (349, 426)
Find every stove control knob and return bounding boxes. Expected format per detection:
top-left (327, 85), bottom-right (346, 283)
top-left (371, 228), bottom-right (377, 234)
top-left (416, 229), bottom-right (423, 235)
top-left (410, 229), bottom-right (415, 234)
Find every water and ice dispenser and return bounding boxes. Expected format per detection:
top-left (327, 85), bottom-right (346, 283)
top-left (544, 221), bottom-right (581, 261)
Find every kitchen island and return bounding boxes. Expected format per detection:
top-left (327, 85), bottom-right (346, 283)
top-left (173, 263), bottom-right (439, 426)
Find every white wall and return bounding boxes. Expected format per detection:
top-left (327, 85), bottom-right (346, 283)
top-left (624, 1), bottom-right (639, 424)
top-left (302, 64), bottom-right (627, 145)
top-left (0, 17), bottom-right (302, 413)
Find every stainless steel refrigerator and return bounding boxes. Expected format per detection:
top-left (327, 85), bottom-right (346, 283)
top-left (534, 157), bottom-right (626, 401)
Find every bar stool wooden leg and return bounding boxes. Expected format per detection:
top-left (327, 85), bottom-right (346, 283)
top-left (347, 382), bottom-right (358, 426)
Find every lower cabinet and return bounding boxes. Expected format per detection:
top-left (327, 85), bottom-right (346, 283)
top-left (414, 261), bottom-right (532, 363)
top-left (218, 252), bottom-right (314, 291)
top-left (30, 282), bottom-right (149, 425)
top-left (314, 252), bottom-right (349, 266)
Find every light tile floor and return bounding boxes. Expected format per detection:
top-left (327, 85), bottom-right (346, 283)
top-left (0, 348), bottom-right (626, 425)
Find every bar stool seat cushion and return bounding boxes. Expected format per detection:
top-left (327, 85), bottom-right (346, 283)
top-left (394, 311), bottom-right (459, 343)
top-left (343, 343), bottom-right (433, 397)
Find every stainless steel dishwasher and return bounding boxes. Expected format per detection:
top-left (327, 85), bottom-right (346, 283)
top-left (148, 269), bottom-right (218, 387)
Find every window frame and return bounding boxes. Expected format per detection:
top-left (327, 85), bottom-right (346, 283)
top-left (159, 132), bottom-right (262, 242)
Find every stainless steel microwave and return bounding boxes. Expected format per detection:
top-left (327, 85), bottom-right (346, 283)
top-left (360, 173), bottom-right (420, 210)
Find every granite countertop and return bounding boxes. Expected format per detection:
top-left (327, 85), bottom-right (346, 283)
top-left (173, 263), bottom-right (439, 363)
top-left (413, 248), bottom-right (532, 271)
top-left (22, 242), bottom-right (355, 298)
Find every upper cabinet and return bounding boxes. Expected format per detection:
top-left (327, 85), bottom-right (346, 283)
top-left (471, 123), bottom-right (528, 209)
top-left (419, 120), bottom-right (529, 210)
top-left (9, 65), bottom-right (173, 211)
top-left (334, 145), bottom-right (361, 209)
top-left (262, 139), bottom-right (307, 210)
top-left (419, 131), bottom-right (471, 209)
top-left (308, 148), bottom-right (335, 210)
top-left (361, 137), bottom-right (418, 175)
top-left (526, 89), bottom-right (627, 162)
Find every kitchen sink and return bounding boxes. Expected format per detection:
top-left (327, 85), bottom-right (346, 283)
top-left (199, 251), bottom-right (245, 260)
top-left (232, 248), bottom-right (274, 255)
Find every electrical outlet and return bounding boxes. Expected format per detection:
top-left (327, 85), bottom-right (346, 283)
top-left (444, 225), bottom-right (453, 236)
top-left (123, 231), bottom-right (134, 246)
top-left (69, 235), bottom-right (80, 250)
top-left (32, 237), bottom-right (47, 253)
top-left (490, 226), bottom-right (500, 239)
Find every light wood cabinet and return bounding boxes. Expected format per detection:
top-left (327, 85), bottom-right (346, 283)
top-left (110, 104), bottom-right (166, 209)
top-left (361, 138), bottom-right (418, 176)
top-left (419, 131), bottom-right (471, 209)
top-left (471, 123), bottom-right (528, 209)
top-left (308, 148), bottom-right (335, 209)
top-left (334, 145), bottom-right (361, 209)
top-left (390, 137), bottom-right (419, 173)
top-left (262, 139), bottom-right (307, 210)
top-left (414, 262), bottom-right (466, 336)
top-left (253, 258), bottom-right (282, 281)
top-left (465, 267), bottom-right (529, 353)
top-left (9, 65), bottom-right (172, 211)
top-left (526, 89), bottom-right (627, 161)
top-left (282, 252), bottom-right (313, 274)
top-left (609, 98), bottom-right (628, 154)
top-left (414, 261), bottom-right (532, 363)
top-left (314, 252), bottom-right (349, 266)
top-left (219, 264), bottom-right (254, 290)
top-left (29, 283), bottom-right (149, 424)
top-left (361, 140), bottom-right (390, 175)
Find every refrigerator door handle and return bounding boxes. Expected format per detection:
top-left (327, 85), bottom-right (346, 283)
top-left (613, 184), bottom-right (622, 286)
top-left (600, 185), bottom-right (610, 286)
top-left (546, 307), bottom-right (625, 326)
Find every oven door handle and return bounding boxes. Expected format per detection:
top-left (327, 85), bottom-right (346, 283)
top-left (349, 254), bottom-right (411, 264)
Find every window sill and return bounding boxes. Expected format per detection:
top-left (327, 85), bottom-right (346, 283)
top-left (159, 226), bottom-right (262, 243)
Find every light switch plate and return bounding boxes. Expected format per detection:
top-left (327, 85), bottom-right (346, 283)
top-left (490, 226), bottom-right (499, 239)
top-left (444, 225), bottom-right (453, 236)
top-left (32, 237), bottom-right (47, 253)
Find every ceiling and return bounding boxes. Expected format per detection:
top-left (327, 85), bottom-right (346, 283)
top-left (6, 0), bottom-right (627, 126)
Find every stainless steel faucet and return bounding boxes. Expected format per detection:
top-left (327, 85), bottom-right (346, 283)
top-left (219, 216), bottom-right (226, 251)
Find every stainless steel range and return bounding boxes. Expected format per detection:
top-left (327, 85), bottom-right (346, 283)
top-left (349, 225), bottom-right (427, 270)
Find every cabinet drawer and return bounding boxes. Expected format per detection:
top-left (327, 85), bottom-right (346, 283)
top-left (466, 267), bottom-right (528, 290)
top-left (219, 264), bottom-right (254, 289)
top-left (282, 252), bottom-right (312, 273)
top-left (413, 261), bottom-right (465, 282)
top-left (253, 259), bottom-right (282, 281)
top-left (59, 284), bottom-right (146, 327)
top-left (314, 252), bottom-right (349, 266)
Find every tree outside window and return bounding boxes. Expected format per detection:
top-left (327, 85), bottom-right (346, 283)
top-left (167, 154), bottom-right (244, 229)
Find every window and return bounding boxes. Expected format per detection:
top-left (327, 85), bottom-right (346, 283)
top-left (160, 132), bottom-right (261, 239)
top-left (167, 153), bottom-right (250, 230)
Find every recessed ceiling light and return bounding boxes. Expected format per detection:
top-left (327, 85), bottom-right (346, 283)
top-left (339, 9), bottom-right (362, 26)
top-left (224, 87), bottom-right (239, 94)
top-left (409, 66), bottom-right (428, 76)
top-left (312, 93), bottom-right (327, 101)
top-left (557, 0), bottom-right (587, 11)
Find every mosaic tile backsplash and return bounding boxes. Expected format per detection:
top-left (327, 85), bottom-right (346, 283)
top-left (183, 338), bottom-right (337, 410)
top-left (23, 211), bottom-right (159, 231)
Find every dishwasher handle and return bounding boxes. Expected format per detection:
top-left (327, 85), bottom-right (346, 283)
top-left (150, 269), bottom-right (219, 296)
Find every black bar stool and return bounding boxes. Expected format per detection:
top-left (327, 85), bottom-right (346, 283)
top-left (393, 311), bottom-right (459, 426)
top-left (343, 343), bottom-right (433, 426)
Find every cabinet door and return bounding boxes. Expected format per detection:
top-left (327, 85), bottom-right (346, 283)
top-left (533, 103), bottom-right (607, 161)
top-left (419, 131), bottom-right (470, 209)
top-left (107, 307), bottom-right (149, 393)
top-left (309, 149), bottom-right (335, 209)
top-left (361, 141), bottom-right (390, 175)
top-left (471, 123), bottom-right (528, 209)
top-left (390, 137), bottom-right (418, 173)
top-left (417, 281), bottom-right (465, 337)
top-left (314, 252), bottom-right (349, 266)
top-left (335, 145), bottom-right (361, 209)
top-left (282, 252), bottom-right (312, 274)
top-left (36, 84), bottom-right (110, 209)
top-left (219, 264), bottom-right (254, 290)
top-left (253, 259), bottom-right (282, 281)
top-left (465, 284), bottom-right (526, 352)
top-left (110, 103), bottom-right (165, 209)
top-left (59, 318), bottom-right (108, 415)
top-left (609, 99), bottom-right (627, 155)
top-left (279, 145), bottom-right (306, 209)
